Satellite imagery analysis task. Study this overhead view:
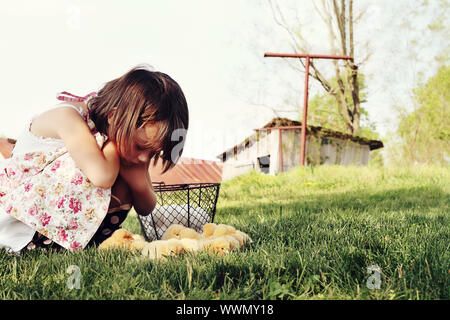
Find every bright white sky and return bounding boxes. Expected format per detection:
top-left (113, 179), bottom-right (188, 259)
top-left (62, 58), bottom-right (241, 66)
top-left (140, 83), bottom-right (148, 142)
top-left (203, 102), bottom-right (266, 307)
top-left (0, 0), bottom-right (446, 161)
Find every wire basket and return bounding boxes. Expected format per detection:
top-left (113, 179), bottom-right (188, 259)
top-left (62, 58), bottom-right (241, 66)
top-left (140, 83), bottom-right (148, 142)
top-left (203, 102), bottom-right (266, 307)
top-left (137, 182), bottom-right (221, 241)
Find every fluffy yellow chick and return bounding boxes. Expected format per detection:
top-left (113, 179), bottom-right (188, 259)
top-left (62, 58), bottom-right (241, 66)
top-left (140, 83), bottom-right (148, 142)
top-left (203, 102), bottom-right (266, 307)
top-left (212, 224), bottom-right (237, 238)
top-left (179, 227), bottom-right (202, 240)
top-left (142, 239), bottom-right (184, 260)
top-left (141, 240), bottom-right (163, 259)
top-left (161, 224), bottom-right (185, 240)
top-left (223, 235), bottom-right (240, 250)
top-left (225, 224), bottom-right (237, 234)
top-left (236, 230), bottom-right (252, 245)
top-left (202, 236), bottom-right (232, 256)
top-left (179, 238), bottom-right (201, 252)
top-left (113, 228), bottom-right (134, 240)
top-left (202, 223), bottom-right (217, 238)
top-left (129, 234), bottom-right (147, 251)
top-left (214, 226), bottom-right (252, 248)
top-left (165, 238), bottom-right (185, 255)
top-left (132, 234), bottom-right (146, 242)
top-left (228, 232), bottom-right (245, 247)
top-left (130, 241), bottom-right (147, 251)
top-left (98, 228), bottom-right (134, 250)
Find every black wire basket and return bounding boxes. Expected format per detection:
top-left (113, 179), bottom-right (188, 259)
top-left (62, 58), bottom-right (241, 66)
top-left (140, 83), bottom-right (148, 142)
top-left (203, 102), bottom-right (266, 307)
top-left (137, 182), bottom-right (221, 241)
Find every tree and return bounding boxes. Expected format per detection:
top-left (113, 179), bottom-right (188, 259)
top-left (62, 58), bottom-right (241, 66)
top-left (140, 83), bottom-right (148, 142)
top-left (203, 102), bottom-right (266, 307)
top-left (268, 0), bottom-right (368, 135)
top-left (307, 73), bottom-right (375, 137)
top-left (393, 65), bottom-right (450, 165)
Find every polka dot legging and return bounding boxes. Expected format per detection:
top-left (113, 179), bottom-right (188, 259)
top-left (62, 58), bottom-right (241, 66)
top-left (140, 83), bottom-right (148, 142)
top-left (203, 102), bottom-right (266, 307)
top-left (25, 208), bottom-right (131, 251)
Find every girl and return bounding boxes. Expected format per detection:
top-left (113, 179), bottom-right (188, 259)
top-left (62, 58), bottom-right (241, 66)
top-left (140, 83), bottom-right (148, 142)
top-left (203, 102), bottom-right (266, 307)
top-left (0, 64), bottom-right (189, 253)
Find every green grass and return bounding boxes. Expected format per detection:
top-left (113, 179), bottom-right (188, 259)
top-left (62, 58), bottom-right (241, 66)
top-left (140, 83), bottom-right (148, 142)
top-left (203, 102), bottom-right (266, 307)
top-left (0, 165), bottom-right (448, 300)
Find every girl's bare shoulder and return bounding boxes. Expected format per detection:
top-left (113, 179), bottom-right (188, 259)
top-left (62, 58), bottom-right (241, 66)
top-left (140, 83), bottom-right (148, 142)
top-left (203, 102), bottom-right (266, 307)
top-left (30, 103), bottom-right (87, 140)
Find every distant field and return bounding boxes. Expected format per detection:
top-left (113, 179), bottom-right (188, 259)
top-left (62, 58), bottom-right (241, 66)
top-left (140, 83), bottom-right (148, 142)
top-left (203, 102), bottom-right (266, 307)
top-left (1, 165), bottom-right (448, 300)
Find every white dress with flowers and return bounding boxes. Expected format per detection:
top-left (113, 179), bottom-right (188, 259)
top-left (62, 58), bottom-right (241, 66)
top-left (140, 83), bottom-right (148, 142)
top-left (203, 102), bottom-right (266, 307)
top-left (0, 103), bottom-right (111, 253)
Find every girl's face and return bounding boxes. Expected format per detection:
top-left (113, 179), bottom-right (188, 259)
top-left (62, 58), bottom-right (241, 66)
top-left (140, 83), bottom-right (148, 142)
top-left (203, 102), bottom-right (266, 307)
top-left (120, 123), bottom-right (162, 167)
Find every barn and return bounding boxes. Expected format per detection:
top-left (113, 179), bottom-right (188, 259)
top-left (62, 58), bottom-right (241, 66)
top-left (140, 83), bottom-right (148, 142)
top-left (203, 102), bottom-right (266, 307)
top-left (217, 117), bottom-right (383, 181)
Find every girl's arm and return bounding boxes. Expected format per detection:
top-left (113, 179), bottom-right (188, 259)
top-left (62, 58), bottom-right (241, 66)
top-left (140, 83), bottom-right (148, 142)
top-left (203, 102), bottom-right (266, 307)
top-left (53, 108), bottom-right (120, 189)
top-left (118, 162), bottom-right (157, 216)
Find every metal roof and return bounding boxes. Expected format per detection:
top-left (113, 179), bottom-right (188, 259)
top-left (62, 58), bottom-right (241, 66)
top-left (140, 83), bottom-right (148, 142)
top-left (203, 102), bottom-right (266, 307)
top-left (149, 157), bottom-right (223, 185)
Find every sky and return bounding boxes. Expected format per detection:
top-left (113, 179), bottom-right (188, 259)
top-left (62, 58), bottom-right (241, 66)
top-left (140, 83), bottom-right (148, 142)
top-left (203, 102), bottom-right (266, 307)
top-left (0, 0), bottom-right (447, 161)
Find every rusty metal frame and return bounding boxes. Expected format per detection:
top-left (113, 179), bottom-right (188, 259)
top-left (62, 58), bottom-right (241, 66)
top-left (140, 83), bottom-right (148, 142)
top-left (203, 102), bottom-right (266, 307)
top-left (264, 52), bottom-right (354, 166)
top-left (279, 128), bottom-right (283, 172)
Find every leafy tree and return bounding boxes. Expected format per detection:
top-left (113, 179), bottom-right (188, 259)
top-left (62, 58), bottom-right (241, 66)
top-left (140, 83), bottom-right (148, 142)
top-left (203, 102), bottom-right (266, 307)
top-left (307, 73), bottom-right (377, 138)
top-left (306, 73), bottom-right (384, 166)
top-left (393, 65), bottom-right (450, 165)
top-left (268, 0), bottom-right (366, 135)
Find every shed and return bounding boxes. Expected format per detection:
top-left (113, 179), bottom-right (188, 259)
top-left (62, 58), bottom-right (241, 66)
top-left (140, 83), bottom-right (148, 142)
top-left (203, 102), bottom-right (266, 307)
top-left (217, 117), bottom-right (383, 181)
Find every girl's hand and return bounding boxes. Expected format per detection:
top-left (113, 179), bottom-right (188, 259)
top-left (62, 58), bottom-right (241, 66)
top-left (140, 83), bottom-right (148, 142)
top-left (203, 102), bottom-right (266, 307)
top-left (119, 160), bottom-right (151, 190)
top-left (118, 160), bottom-right (156, 216)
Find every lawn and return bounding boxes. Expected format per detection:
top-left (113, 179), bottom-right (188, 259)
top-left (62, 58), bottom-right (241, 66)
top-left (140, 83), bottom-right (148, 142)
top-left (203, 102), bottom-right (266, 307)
top-left (0, 165), bottom-right (448, 300)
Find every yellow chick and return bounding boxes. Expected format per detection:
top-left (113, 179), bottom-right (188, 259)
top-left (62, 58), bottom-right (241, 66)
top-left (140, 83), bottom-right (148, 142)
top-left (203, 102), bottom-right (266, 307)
top-left (179, 238), bottom-right (201, 252)
top-left (228, 232), bottom-right (245, 247)
top-left (141, 240), bottom-right (163, 259)
top-left (113, 228), bottom-right (134, 240)
top-left (222, 235), bottom-right (240, 250)
top-left (142, 239), bottom-right (184, 260)
top-left (202, 236), bottom-right (232, 256)
top-left (161, 224), bottom-right (185, 240)
top-left (236, 230), bottom-right (252, 245)
top-left (98, 228), bottom-right (134, 250)
top-left (202, 223), bottom-right (217, 238)
top-left (129, 234), bottom-right (148, 251)
top-left (165, 238), bottom-right (185, 255)
top-left (179, 227), bottom-right (202, 240)
top-left (130, 241), bottom-right (147, 251)
top-left (132, 234), bottom-right (146, 242)
top-left (224, 224), bottom-right (237, 234)
top-left (212, 224), bottom-right (234, 238)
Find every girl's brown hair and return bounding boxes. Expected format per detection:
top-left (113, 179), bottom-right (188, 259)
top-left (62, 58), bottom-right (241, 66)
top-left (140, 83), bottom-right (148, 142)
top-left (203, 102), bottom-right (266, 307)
top-left (87, 64), bottom-right (189, 173)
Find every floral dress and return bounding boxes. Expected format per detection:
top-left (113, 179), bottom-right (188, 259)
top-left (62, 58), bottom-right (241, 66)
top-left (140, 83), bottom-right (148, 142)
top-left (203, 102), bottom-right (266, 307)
top-left (0, 93), bottom-right (117, 252)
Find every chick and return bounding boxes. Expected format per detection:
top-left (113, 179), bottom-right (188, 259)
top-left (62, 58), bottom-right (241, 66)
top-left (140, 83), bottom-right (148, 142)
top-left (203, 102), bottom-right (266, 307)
top-left (202, 236), bottom-right (232, 256)
top-left (98, 228), bottom-right (134, 250)
top-left (202, 223), bottom-right (217, 238)
top-left (129, 234), bottom-right (148, 251)
top-left (223, 235), bottom-right (240, 250)
top-left (212, 224), bottom-right (236, 238)
top-left (132, 234), bottom-right (146, 242)
top-left (179, 227), bottom-right (202, 240)
top-left (141, 240), bottom-right (163, 259)
top-left (141, 239), bottom-right (184, 260)
top-left (113, 228), bottom-right (134, 240)
top-left (212, 225), bottom-right (252, 248)
top-left (165, 238), bottom-right (185, 255)
top-left (179, 238), bottom-right (201, 252)
top-left (130, 240), bottom-right (147, 251)
top-left (161, 224), bottom-right (185, 240)
top-left (236, 230), bottom-right (253, 245)
top-left (228, 232), bottom-right (245, 247)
